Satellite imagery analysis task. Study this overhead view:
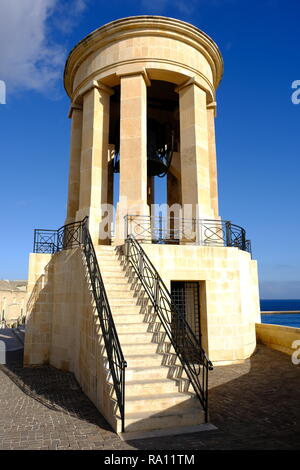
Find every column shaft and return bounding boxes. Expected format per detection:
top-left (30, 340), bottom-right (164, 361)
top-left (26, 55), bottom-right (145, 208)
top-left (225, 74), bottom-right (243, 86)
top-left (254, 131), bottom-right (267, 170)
top-left (116, 74), bottom-right (149, 243)
top-left (179, 84), bottom-right (214, 219)
top-left (77, 86), bottom-right (110, 244)
top-left (207, 105), bottom-right (219, 218)
top-left (65, 106), bottom-right (82, 224)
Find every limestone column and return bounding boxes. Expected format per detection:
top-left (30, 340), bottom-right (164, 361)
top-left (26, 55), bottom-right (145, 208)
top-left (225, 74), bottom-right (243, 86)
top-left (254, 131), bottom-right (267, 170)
top-left (177, 80), bottom-right (214, 221)
top-left (76, 82), bottom-right (112, 244)
top-left (207, 102), bottom-right (219, 218)
top-left (65, 104), bottom-right (83, 224)
top-left (115, 73), bottom-right (149, 243)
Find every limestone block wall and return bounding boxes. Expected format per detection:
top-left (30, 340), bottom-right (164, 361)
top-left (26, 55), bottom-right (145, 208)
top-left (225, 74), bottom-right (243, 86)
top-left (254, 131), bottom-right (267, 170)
top-left (25, 253), bottom-right (53, 364)
top-left (73, 34), bottom-right (213, 93)
top-left (142, 244), bottom-right (261, 365)
top-left (256, 323), bottom-right (300, 356)
top-left (24, 249), bottom-right (119, 431)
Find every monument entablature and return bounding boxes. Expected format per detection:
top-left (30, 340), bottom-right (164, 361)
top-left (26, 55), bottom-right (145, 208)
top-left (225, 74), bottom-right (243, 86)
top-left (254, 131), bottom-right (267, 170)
top-left (64, 16), bottom-right (223, 105)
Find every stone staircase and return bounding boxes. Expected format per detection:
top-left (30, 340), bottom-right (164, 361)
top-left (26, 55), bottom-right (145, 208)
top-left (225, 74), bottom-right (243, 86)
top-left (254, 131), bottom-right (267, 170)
top-left (95, 245), bottom-right (205, 434)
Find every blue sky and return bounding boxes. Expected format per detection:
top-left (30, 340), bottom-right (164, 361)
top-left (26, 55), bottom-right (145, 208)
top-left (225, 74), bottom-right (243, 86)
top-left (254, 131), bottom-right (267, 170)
top-left (0, 0), bottom-right (299, 299)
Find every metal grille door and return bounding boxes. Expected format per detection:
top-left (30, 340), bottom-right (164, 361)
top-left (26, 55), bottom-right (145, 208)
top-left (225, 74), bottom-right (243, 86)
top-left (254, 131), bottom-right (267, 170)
top-left (171, 281), bottom-right (201, 345)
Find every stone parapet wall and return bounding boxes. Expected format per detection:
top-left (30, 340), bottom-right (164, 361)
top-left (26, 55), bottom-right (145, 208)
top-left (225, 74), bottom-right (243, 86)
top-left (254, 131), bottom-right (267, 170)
top-left (256, 323), bottom-right (300, 356)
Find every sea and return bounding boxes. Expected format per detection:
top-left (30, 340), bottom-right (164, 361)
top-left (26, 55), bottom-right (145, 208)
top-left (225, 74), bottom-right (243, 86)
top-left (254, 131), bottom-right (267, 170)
top-left (260, 299), bottom-right (300, 328)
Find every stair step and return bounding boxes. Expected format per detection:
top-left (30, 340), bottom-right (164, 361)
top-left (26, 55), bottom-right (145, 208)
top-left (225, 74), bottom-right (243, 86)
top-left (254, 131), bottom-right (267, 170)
top-left (115, 322), bottom-right (164, 334)
top-left (96, 248), bottom-right (118, 254)
top-left (126, 365), bottom-right (168, 381)
top-left (108, 296), bottom-right (139, 303)
top-left (110, 308), bottom-right (142, 317)
top-left (99, 264), bottom-right (123, 270)
top-left (109, 299), bottom-right (138, 307)
top-left (98, 266), bottom-right (123, 272)
top-left (112, 314), bottom-right (144, 324)
top-left (124, 406), bottom-right (205, 433)
top-left (125, 378), bottom-right (177, 396)
top-left (117, 310), bottom-right (155, 321)
top-left (95, 246), bottom-right (115, 250)
top-left (114, 322), bottom-right (147, 333)
top-left (121, 342), bottom-right (158, 355)
top-left (125, 392), bottom-right (195, 413)
top-left (98, 260), bottom-right (123, 268)
top-left (110, 302), bottom-right (142, 311)
top-left (105, 282), bottom-right (132, 290)
top-left (118, 332), bottom-right (156, 344)
top-left (125, 354), bottom-right (162, 368)
top-left (102, 273), bottom-right (128, 281)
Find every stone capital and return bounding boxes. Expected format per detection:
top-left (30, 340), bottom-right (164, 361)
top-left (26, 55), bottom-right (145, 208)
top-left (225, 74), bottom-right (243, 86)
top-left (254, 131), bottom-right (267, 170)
top-left (117, 68), bottom-right (151, 87)
top-left (73, 80), bottom-right (114, 104)
top-left (207, 100), bottom-right (217, 117)
top-left (68, 102), bottom-right (83, 119)
top-left (175, 77), bottom-right (209, 96)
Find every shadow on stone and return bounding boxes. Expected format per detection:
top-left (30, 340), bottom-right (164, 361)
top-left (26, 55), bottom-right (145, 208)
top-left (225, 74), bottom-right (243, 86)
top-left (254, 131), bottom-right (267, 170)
top-left (0, 362), bottom-right (114, 433)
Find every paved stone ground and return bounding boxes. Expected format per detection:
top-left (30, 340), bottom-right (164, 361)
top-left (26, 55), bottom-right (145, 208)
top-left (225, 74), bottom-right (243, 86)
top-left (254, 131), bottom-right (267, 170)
top-left (0, 345), bottom-right (299, 450)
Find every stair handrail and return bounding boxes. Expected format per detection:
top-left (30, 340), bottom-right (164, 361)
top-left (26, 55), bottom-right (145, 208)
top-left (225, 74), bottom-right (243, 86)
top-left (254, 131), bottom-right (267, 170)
top-left (125, 234), bottom-right (213, 422)
top-left (33, 218), bottom-right (127, 432)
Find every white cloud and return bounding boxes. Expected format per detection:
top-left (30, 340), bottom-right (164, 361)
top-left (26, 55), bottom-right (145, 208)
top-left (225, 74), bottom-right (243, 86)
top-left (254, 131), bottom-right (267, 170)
top-left (0, 0), bottom-right (87, 96)
top-left (52, 0), bottom-right (88, 34)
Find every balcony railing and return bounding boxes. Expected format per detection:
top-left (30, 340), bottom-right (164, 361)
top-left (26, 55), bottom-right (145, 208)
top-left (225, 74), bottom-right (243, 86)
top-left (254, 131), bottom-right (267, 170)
top-left (125, 215), bottom-right (252, 254)
top-left (33, 221), bottom-right (83, 253)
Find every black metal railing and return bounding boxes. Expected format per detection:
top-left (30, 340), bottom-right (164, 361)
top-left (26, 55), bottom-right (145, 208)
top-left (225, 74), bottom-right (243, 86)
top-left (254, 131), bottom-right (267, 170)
top-left (33, 218), bottom-right (127, 431)
top-left (125, 235), bottom-right (213, 422)
top-left (33, 220), bottom-right (83, 253)
top-left (125, 215), bottom-right (252, 254)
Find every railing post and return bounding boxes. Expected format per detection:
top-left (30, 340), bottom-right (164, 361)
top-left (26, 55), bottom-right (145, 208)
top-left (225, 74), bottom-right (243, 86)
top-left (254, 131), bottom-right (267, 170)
top-left (33, 230), bottom-right (37, 253)
top-left (139, 250), bottom-right (143, 276)
top-left (225, 221), bottom-right (231, 247)
top-left (205, 363), bottom-right (209, 422)
top-left (241, 228), bottom-right (246, 251)
top-left (124, 215), bottom-right (128, 239)
top-left (154, 273), bottom-right (159, 306)
top-left (121, 361), bottom-right (126, 433)
top-left (195, 218), bottom-right (201, 245)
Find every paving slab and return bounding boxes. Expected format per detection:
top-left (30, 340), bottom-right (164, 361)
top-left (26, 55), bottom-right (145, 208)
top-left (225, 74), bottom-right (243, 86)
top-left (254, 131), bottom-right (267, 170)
top-left (0, 345), bottom-right (299, 450)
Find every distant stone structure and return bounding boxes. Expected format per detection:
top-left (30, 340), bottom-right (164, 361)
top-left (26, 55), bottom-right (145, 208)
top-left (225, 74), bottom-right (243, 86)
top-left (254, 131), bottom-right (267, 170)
top-left (24, 16), bottom-right (261, 436)
top-left (0, 280), bottom-right (27, 327)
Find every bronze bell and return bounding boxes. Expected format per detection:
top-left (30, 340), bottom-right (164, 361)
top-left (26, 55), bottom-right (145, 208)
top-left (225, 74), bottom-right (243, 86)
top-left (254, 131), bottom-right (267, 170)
top-left (113, 119), bottom-right (174, 177)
